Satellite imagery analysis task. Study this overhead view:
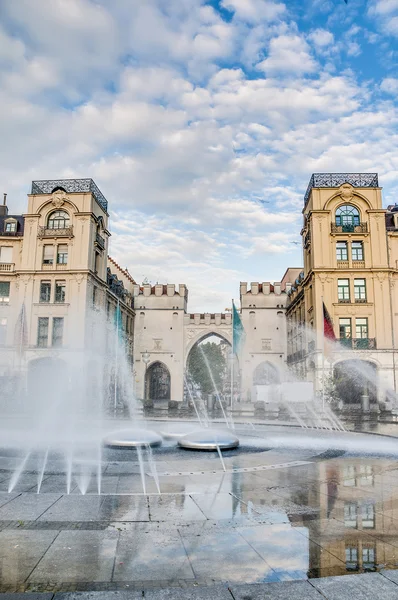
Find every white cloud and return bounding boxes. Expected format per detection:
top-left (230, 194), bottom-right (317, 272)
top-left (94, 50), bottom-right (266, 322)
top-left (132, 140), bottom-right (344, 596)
top-left (381, 77), bottom-right (398, 94)
top-left (308, 28), bottom-right (334, 48)
top-left (220, 0), bottom-right (286, 23)
top-left (257, 35), bottom-right (318, 74)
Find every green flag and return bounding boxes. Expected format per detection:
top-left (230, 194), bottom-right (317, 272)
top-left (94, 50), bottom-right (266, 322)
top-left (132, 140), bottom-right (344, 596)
top-left (232, 300), bottom-right (245, 356)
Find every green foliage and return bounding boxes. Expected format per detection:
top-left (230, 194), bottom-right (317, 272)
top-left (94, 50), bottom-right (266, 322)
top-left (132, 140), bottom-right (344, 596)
top-left (188, 342), bottom-right (226, 397)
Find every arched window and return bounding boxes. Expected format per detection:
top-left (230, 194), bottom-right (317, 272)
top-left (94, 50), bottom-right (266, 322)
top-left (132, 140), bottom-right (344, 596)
top-left (47, 210), bottom-right (70, 230)
top-left (253, 361), bottom-right (280, 386)
top-left (335, 205), bottom-right (360, 230)
top-left (146, 362), bottom-right (171, 401)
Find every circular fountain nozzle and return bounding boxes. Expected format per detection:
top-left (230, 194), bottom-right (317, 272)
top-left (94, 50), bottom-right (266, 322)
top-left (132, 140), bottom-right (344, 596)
top-left (103, 428), bottom-right (162, 448)
top-left (178, 428), bottom-right (239, 451)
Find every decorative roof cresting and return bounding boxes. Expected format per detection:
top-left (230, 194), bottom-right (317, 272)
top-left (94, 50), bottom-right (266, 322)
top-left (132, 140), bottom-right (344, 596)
top-left (31, 179), bottom-right (108, 212)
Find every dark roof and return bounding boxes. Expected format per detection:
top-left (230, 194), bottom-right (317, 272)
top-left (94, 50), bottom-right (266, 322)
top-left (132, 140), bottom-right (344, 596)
top-left (304, 173), bottom-right (379, 206)
top-left (31, 178), bottom-right (108, 213)
top-left (0, 215), bottom-right (24, 237)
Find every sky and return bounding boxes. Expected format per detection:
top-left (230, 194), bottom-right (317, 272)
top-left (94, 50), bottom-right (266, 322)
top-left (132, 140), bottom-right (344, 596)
top-left (0, 0), bottom-right (397, 311)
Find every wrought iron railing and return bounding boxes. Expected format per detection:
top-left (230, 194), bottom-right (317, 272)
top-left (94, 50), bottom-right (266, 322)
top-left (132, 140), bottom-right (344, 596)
top-left (304, 173), bottom-right (378, 205)
top-left (38, 226), bottom-right (73, 238)
top-left (308, 340), bottom-right (315, 352)
top-left (338, 297), bottom-right (350, 303)
top-left (0, 230), bottom-right (23, 237)
top-left (95, 233), bottom-right (105, 250)
top-left (331, 223), bottom-right (368, 234)
top-left (340, 337), bottom-right (376, 350)
top-left (32, 178), bottom-right (108, 212)
top-left (0, 263), bottom-right (14, 272)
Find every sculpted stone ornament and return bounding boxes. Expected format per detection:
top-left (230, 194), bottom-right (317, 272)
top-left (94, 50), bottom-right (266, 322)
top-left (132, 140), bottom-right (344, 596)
top-left (51, 190), bottom-right (69, 209)
top-left (339, 183), bottom-right (354, 201)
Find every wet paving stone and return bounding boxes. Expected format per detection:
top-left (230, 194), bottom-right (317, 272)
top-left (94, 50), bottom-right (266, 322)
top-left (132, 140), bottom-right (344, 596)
top-left (113, 529), bottom-right (194, 581)
top-left (230, 580), bottom-right (324, 599)
top-left (0, 493), bottom-right (62, 521)
top-left (148, 495), bottom-right (206, 522)
top-left (0, 530), bottom-right (58, 586)
top-left (311, 572), bottom-right (398, 599)
top-left (143, 585), bottom-right (233, 599)
top-left (27, 530), bottom-right (119, 583)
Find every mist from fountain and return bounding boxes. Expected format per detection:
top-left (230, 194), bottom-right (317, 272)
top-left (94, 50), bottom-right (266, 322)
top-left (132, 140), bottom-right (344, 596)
top-left (2, 301), bottom-right (145, 495)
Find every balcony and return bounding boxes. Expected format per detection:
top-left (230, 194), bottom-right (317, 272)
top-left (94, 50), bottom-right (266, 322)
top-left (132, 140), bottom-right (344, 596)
top-left (337, 260), bottom-right (349, 269)
top-left (0, 263), bottom-right (14, 272)
top-left (0, 230), bottom-right (23, 237)
top-left (38, 226), bottom-right (73, 239)
top-left (352, 260), bottom-right (365, 268)
top-left (286, 349), bottom-right (306, 364)
top-left (331, 223), bottom-right (368, 234)
top-left (95, 233), bottom-right (105, 250)
top-left (340, 338), bottom-right (376, 350)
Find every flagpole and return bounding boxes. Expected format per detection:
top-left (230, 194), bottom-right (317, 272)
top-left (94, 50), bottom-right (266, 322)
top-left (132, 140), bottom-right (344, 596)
top-left (321, 295), bottom-right (325, 413)
top-left (231, 299), bottom-right (234, 413)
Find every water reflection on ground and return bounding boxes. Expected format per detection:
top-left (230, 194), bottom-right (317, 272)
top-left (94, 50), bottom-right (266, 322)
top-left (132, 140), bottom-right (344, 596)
top-left (1, 427), bottom-right (398, 591)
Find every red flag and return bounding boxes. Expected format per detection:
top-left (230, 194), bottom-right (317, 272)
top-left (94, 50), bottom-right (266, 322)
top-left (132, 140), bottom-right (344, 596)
top-left (323, 303), bottom-right (335, 341)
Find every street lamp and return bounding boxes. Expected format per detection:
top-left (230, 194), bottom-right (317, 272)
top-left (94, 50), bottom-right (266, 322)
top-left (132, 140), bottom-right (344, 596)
top-left (142, 350), bottom-right (150, 400)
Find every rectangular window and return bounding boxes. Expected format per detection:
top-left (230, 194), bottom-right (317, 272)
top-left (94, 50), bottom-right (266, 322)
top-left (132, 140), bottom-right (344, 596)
top-left (362, 547), bottom-right (375, 569)
top-left (57, 244), bottom-right (68, 264)
top-left (92, 286), bottom-right (97, 307)
top-left (336, 241), bottom-right (348, 261)
top-left (339, 318), bottom-right (352, 347)
top-left (338, 279), bottom-right (350, 302)
top-left (37, 317), bottom-right (49, 347)
top-left (352, 241), bottom-right (364, 261)
top-left (0, 246), bottom-right (12, 263)
top-left (345, 546), bottom-right (358, 571)
top-left (55, 281), bottom-right (66, 303)
top-left (0, 281), bottom-right (10, 304)
top-left (344, 502), bottom-right (357, 528)
top-left (354, 279), bottom-right (366, 302)
top-left (39, 281), bottom-right (51, 303)
top-left (0, 318), bottom-right (7, 345)
top-left (359, 465), bottom-right (373, 486)
top-left (362, 502), bottom-right (375, 528)
top-left (343, 465), bottom-right (356, 487)
top-left (43, 245), bottom-right (54, 265)
top-left (356, 318), bottom-right (368, 339)
top-left (52, 317), bottom-right (64, 347)
top-left (5, 221), bottom-right (16, 233)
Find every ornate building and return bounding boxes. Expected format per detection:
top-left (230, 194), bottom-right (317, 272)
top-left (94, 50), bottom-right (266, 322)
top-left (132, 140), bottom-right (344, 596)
top-left (286, 173), bottom-right (398, 412)
top-left (0, 179), bottom-right (135, 408)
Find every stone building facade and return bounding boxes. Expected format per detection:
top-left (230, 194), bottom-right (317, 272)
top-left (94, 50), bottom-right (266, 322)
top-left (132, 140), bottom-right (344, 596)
top-left (0, 179), bottom-right (135, 407)
top-left (286, 173), bottom-right (398, 411)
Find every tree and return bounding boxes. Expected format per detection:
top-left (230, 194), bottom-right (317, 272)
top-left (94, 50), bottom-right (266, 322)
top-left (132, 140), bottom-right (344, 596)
top-left (187, 342), bottom-right (227, 397)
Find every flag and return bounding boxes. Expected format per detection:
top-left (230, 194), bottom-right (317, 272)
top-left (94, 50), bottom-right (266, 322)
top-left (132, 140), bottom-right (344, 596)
top-left (232, 300), bottom-right (245, 356)
top-left (114, 302), bottom-right (124, 343)
top-left (14, 302), bottom-right (28, 356)
top-left (323, 303), bottom-right (335, 341)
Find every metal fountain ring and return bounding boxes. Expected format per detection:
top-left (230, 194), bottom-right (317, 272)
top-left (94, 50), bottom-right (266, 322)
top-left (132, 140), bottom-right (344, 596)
top-left (178, 428), bottom-right (239, 451)
top-left (103, 428), bottom-right (162, 448)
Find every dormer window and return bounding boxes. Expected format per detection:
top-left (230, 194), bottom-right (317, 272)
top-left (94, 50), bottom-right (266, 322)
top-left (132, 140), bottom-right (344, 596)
top-left (335, 205), bottom-right (360, 231)
top-left (4, 220), bottom-right (17, 233)
top-left (47, 210), bottom-right (70, 230)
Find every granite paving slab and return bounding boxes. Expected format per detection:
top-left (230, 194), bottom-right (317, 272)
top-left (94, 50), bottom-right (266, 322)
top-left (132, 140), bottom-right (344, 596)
top-left (27, 530), bottom-right (119, 583)
top-left (311, 572), bottom-right (398, 599)
top-left (113, 529), bottom-right (194, 581)
top-left (54, 592), bottom-right (142, 599)
top-left (37, 495), bottom-right (106, 522)
top-left (191, 493), bottom-right (255, 520)
top-left (179, 529), bottom-right (276, 582)
top-left (0, 493), bottom-right (62, 521)
top-left (143, 585), bottom-right (233, 599)
top-left (230, 580), bottom-right (325, 599)
top-left (0, 492), bottom-right (20, 508)
top-left (0, 595), bottom-right (54, 599)
top-left (0, 530), bottom-right (58, 585)
top-left (148, 495), bottom-right (206, 522)
top-left (98, 495), bottom-right (149, 521)
top-left (381, 569), bottom-right (398, 584)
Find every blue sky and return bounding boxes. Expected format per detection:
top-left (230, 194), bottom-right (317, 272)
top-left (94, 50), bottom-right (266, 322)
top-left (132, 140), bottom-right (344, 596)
top-left (0, 0), bottom-right (397, 310)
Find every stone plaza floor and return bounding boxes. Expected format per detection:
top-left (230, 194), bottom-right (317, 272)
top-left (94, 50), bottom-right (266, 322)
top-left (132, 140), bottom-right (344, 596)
top-left (1, 421), bottom-right (398, 595)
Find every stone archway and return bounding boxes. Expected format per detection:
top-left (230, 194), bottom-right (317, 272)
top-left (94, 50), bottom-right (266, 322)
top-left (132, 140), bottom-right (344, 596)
top-left (253, 361), bottom-right (280, 386)
top-left (145, 361), bottom-right (171, 402)
top-left (333, 360), bottom-right (377, 406)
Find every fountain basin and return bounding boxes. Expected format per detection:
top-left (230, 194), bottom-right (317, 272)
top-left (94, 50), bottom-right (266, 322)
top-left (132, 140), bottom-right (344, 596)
top-left (103, 428), bottom-right (162, 448)
top-left (178, 428), bottom-right (239, 451)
